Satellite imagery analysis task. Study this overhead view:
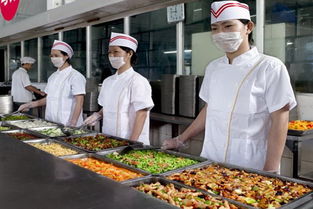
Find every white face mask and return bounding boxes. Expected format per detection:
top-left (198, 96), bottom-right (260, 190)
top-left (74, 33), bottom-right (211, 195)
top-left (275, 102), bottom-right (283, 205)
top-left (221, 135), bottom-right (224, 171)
top-left (109, 56), bottom-right (125, 69)
top-left (212, 32), bottom-right (243, 53)
top-left (51, 57), bottom-right (65, 68)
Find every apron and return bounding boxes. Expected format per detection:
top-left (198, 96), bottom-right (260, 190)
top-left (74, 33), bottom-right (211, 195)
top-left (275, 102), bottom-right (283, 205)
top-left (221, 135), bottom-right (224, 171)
top-left (201, 56), bottom-right (267, 170)
top-left (45, 67), bottom-right (83, 126)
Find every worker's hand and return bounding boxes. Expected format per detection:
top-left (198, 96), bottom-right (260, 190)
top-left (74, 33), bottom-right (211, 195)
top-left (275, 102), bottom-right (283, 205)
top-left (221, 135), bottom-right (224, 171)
top-left (39, 91), bottom-right (46, 97)
top-left (66, 120), bottom-right (77, 127)
top-left (18, 102), bottom-right (35, 112)
top-left (83, 112), bottom-right (102, 126)
top-left (161, 135), bottom-right (187, 150)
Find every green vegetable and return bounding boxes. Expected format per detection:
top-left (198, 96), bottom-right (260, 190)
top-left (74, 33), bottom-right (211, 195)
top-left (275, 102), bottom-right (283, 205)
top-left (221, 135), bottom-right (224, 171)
top-left (1, 115), bottom-right (30, 121)
top-left (107, 150), bottom-right (198, 174)
top-left (0, 126), bottom-right (10, 131)
top-left (245, 197), bottom-right (257, 204)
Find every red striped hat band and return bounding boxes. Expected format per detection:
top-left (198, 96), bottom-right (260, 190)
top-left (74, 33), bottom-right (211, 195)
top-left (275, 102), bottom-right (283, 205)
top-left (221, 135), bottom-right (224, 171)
top-left (211, 3), bottom-right (249, 18)
top-left (110, 36), bottom-right (138, 46)
top-left (52, 42), bottom-right (74, 54)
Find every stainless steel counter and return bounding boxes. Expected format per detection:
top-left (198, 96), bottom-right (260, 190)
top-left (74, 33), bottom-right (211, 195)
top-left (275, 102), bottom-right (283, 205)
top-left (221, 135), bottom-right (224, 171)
top-left (0, 133), bottom-right (175, 209)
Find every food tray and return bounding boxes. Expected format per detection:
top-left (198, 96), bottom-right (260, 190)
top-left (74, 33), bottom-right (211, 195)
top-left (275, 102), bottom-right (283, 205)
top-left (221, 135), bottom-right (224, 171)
top-left (24, 138), bottom-right (84, 157)
top-left (162, 161), bottom-right (313, 209)
top-left (5, 119), bottom-right (58, 129)
top-left (100, 148), bottom-right (207, 175)
top-left (123, 176), bottom-right (252, 209)
top-left (287, 129), bottom-right (313, 136)
top-left (0, 121), bottom-right (15, 132)
top-left (28, 126), bottom-right (93, 138)
top-left (62, 153), bottom-right (150, 182)
top-left (59, 133), bottom-right (143, 153)
top-left (1, 129), bottom-right (43, 140)
top-left (0, 113), bottom-right (36, 121)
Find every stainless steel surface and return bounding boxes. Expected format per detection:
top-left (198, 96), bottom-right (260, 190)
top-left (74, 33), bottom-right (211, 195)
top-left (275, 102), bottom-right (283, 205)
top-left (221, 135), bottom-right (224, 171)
top-left (162, 161), bottom-right (313, 209)
top-left (0, 133), bottom-right (175, 209)
top-left (123, 176), bottom-right (252, 209)
top-left (197, 76), bottom-right (206, 113)
top-left (161, 74), bottom-right (179, 115)
top-left (0, 113), bottom-right (36, 121)
top-left (0, 95), bottom-right (13, 114)
top-left (59, 133), bottom-right (143, 153)
top-left (1, 129), bottom-right (43, 139)
top-left (178, 75), bottom-right (197, 117)
top-left (5, 119), bottom-right (58, 129)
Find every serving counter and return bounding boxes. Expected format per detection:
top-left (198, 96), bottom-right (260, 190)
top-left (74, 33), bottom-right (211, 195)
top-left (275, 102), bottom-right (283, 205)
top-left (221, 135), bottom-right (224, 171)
top-left (0, 133), bottom-right (175, 209)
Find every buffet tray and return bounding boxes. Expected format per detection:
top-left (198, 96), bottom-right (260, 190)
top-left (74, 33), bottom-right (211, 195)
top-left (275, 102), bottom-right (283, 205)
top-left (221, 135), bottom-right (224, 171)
top-left (0, 121), bottom-right (16, 132)
top-left (59, 133), bottom-right (143, 153)
top-left (0, 113), bottom-right (36, 121)
top-left (24, 138), bottom-right (85, 157)
top-left (4, 119), bottom-right (58, 130)
top-left (123, 176), bottom-right (252, 209)
top-left (287, 129), bottom-right (313, 136)
top-left (62, 153), bottom-right (150, 182)
top-left (162, 161), bottom-right (313, 209)
top-left (99, 147), bottom-right (207, 175)
top-left (28, 126), bottom-right (93, 138)
top-left (1, 129), bottom-right (43, 140)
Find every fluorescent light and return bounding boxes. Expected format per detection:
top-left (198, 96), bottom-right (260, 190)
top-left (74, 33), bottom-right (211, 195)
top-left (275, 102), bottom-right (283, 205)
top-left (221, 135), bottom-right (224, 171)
top-left (163, 49), bottom-right (192, 54)
top-left (193, 8), bottom-right (202, 12)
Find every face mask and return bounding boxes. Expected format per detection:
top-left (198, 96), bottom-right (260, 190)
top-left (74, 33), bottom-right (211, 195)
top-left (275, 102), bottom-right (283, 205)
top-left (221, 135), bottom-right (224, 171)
top-left (51, 57), bottom-right (65, 68)
top-left (212, 32), bottom-right (243, 53)
top-left (109, 56), bottom-right (125, 69)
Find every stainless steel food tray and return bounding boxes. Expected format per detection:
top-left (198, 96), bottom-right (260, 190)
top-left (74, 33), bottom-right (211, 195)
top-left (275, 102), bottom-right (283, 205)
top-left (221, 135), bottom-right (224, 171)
top-left (62, 153), bottom-right (150, 182)
top-left (100, 147), bottom-right (208, 175)
top-left (28, 126), bottom-right (94, 138)
top-left (1, 129), bottom-right (43, 140)
top-left (162, 161), bottom-right (313, 209)
top-left (24, 138), bottom-right (85, 157)
top-left (0, 121), bottom-right (15, 132)
top-left (4, 119), bottom-right (59, 130)
top-left (0, 113), bottom-right (36, 121)
top-left (123, 176), bottom-right (252, 209)
top-left (59, 133), bottom-right (143, 153)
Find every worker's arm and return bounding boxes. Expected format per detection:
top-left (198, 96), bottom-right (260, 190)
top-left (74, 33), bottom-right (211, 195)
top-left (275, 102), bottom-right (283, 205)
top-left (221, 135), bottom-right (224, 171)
top-left (25, 85), bottom-right (46, 96)
top-left (130, 109), bottom-right (149, 141)
top-left (263, 104), bottom-right (290, 172)
top-left (68, 94), bottom-right (84, 127)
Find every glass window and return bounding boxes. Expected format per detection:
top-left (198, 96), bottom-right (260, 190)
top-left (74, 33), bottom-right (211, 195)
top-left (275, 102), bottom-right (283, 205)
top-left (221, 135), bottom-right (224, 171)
top-left (41, 34), bottom-right (59, 82)
top-left (184, 0), bottom-right (256, 75)
top-left (131, 8), bottom-right (177, 80)
top-left (63, 28), bottom-right (87, 76)
top-left (265, 0), bottom-right (313, 93)
top-left (24, 38), bottom-right (38, 81)
top-left (0, 46), bottom-right (6, 82)
top-left (9, 42), bottom-right (21, 81)
top-left (91, 19), bottom-right (123, 83)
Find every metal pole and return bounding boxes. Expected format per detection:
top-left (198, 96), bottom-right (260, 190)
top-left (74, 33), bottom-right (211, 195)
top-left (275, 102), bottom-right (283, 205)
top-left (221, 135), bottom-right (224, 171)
top-left (37, 37), bottom-right (43, 82)
top-left (58, 32), bottom-right (63, 41)
top-left (124, 17), bottom-right (130, 35)
top-left (6, 44), bottom-right (10, 81)
top-left (21, 41), bottom-right (25, 58)
top-left (176, 21), bottom-right (184, 75)
top-left (86, 26), bottom-right (92, 78)
top-left (256, 0), bottom-right (264, 53)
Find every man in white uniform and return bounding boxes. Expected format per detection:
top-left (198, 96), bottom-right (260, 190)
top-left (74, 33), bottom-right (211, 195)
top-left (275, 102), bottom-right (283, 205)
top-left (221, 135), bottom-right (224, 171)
top-left (11, 57), bottom-right (46, 111)
top-left (18, 41), bottom-right (86, 127)
top-left (162, 1), bottom-right (296, 172)
top-left (84, 33), bottom-right (154, 145)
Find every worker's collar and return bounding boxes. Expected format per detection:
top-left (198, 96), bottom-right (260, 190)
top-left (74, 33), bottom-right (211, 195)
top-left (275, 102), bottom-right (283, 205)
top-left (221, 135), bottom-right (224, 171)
top-left (113, 67), bottom-right (134, 80)
top-left (20, 67), bottom-right (28, 73)
top-left (56, 65), bottom-right (72, 74)
top-left (222, 47), bottom-right (259, 65)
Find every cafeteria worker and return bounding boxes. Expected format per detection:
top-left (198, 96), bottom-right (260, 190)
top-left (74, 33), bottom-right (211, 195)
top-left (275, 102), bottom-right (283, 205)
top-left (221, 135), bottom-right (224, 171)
top-left (18, 40), bottom-right (86, 127)
top-left (162, 1), bottom-right (296, 173)
top-left (84, 32), bottom-right (154, 145)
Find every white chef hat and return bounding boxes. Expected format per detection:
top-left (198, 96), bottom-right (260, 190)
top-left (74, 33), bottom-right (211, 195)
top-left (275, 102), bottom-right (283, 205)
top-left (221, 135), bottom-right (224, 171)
top-left (20, 57), bottom-right (36, 64)
top-left (211, 1), bottom-right (250, 24)
top-left (109, 32), bottom-right (138, 52)
top-left (51, 40), bottom-right (74, 58)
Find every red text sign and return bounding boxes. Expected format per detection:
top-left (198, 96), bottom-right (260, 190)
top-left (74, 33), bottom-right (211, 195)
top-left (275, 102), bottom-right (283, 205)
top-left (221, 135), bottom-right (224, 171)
top-left (0, 0), bottom-right (20, 21)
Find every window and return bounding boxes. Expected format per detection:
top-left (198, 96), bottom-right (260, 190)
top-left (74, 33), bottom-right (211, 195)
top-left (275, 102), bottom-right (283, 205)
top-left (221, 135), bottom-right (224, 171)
top-left (24, 38), bottom-right (38, 81)
top-left (42, 34), bottom-right (59, 82)
top-left (91, 19), bottom-right (124, 83)
top-left (9, 42), bottom-right (21, 81)
top-left (63, 28), bottom-right (86, 76)
top-left (131, 8), bottom-right (177, 80)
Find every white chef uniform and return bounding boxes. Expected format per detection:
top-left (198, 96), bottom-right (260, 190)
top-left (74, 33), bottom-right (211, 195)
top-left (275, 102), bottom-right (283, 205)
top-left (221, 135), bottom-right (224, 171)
top-left (11, 67), bottom-right (33, 103)
top-left (44, 66), bottom-right (86, 126)
top-left (98, 67), bottom-right (154, 145)
top-left (199, 47), bottom-right (297, 170)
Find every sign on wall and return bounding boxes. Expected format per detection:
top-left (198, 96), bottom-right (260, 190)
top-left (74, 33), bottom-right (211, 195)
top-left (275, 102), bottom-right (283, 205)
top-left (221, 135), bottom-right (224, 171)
top-left (0, 0), bottom-right (20, 21)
